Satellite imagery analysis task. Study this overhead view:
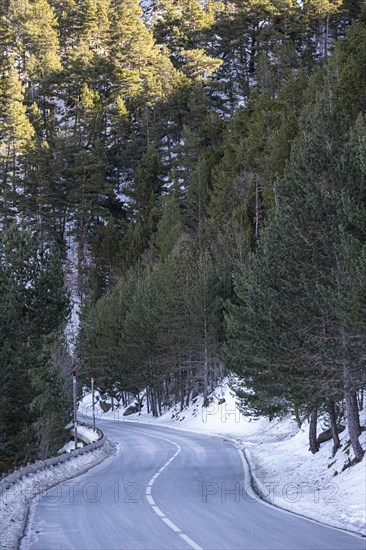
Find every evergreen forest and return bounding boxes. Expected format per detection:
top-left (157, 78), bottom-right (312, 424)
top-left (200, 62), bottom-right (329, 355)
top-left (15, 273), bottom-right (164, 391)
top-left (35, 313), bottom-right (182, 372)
top-left (0, 0), bottom-right (365, 474)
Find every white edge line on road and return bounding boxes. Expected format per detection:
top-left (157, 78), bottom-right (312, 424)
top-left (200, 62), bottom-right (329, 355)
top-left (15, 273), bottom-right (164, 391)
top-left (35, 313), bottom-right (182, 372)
top-left (139, 430), bottom-right (203, 550)
top-left (235, 446), bottom-right (366, 541)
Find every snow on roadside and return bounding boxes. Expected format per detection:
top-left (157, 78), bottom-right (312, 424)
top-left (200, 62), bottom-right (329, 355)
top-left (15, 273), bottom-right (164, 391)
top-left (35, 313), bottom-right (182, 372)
top-left (244, 416), bottom-right (366, 536)
top-left (0, 441), bottom-right (115, 550)
top-left (79, 381), bottom-right (366, 536)
top-left (58, 424), bottom-right (99, 453)
top-left (58, 440), bottom-right (83, 453)
top-left (76, 424), bottom-right (100, 443)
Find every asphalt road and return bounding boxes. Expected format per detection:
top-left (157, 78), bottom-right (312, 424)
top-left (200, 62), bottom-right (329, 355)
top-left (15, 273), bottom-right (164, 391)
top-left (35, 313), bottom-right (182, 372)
top-left (20, 419), bottom-right (366, 550)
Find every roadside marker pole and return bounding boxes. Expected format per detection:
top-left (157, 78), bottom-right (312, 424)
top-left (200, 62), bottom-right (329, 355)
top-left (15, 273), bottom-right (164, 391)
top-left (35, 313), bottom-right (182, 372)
top-left (72, 370), bottom-right (77, 450)
top-left (91, 374), bottom-right (96, 431)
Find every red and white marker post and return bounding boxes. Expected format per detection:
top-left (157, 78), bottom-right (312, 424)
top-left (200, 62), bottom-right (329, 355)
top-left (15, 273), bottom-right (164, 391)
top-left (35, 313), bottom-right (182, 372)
top-left (72, 370), bottom-right (78, 450)
top-left (91, 374), bottom-right (96, 432)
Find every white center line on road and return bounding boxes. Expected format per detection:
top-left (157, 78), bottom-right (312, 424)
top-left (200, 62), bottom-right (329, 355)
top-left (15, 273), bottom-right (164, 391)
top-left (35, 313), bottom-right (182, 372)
top-left (180, 533), bottom-right (203, 550)
top-left (162, 517), bottom-right (181, 532)
top-left (152, 505), bottom-right (165, 518)
top-left (139, 430), bottom-right (203, 550)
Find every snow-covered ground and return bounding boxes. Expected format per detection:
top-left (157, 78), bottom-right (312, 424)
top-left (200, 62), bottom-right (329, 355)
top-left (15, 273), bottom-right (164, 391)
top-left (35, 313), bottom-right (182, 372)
top-left (80, 382), bottom-right (366, 536)
top-left (58, 424), bottom-right (100, 453)
top-left (0, 440), bottom-right (115, 549)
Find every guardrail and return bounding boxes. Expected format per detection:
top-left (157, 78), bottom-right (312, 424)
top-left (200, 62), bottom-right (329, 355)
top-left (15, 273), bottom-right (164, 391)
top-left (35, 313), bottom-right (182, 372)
top-left (0, 422), bottom-right (106, 492)
top-left (70, 421), bottom-right (104, 445)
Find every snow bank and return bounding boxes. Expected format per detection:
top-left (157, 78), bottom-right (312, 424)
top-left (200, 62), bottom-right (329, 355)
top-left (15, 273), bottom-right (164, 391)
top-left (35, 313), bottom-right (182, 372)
top-left (244, 414), bottom-right (366, 536)
top-left (80, 381), bottom-right (366, 536)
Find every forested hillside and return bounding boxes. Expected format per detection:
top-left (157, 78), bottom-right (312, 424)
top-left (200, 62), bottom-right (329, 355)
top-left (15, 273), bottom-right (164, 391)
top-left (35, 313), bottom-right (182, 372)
top-left (0, 0), bottom-right (365, 474)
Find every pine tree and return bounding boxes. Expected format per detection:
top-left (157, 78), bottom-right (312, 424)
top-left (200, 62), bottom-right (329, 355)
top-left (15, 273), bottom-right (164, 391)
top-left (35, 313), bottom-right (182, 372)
top-left (63, 0), bottom-right (110, 87)
top-left (120, 265), bottom-right (165, 412)
top-left (22, 0), bottom-right (61, 81)
top-left (190, 251), bottom-right (222, 402)
top-left (186, 155), bottom-right (211, 249)
top-left (107, 94), bottom-right (132, 190)
top-left (77, 267), bottom-right (140, 395)
top-left (69, 143), bottom-right (108, 298)
top-left (0, 225), bottom-right (70, 472)
top-left (151, 251), bottom-right (198, 408)
top-left (153, 0), bottom-right (221, 79)
top-left (0, 15), bottom-right (15, 74)
top-left (121, 146), bottom-right (165, 268)
top-left (0, 63), bottom-right (35, 224)
top-left (336, 114), bottom-right (366, 334)
top-left (335, 19), bottom-right (366, 120)
top-left (155, 186), bottom-right (184, 260)
top-left (108, 0), bottom-right (180, 109)
top-left (226, 49), bottom-right (366, 460)
top-left (0, 262), bottom-right (27, 471)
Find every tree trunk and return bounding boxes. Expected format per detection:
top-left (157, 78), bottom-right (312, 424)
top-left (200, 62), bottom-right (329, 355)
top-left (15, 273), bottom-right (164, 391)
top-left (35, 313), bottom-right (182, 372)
top-left (255, 176), bottom-right (260, 239)
top-left (153, 388), bottom-right (157, 417)
top-left (344, 365), bottom-right (364, 462)
top-left (137, 392), bottom-right (141, 415)
top-left (180, 368), bottom-right (185, 412)
top-left (165, 379), bottom-right (170, 403)
top-left (146, 387), bottom-right (150, 415)
top-left (294, 405), bottom-right (302, 429)
top-left (249, 32), bottom-right (256, 74)
top-left (359, 388), bottom-right (364, 412)
top-left (185, 385), bottom-right (190, 407)
top-left (180, 387), bottom-right (185, 412)
top-left (350, 390), bottom-right (361, 435)
top-left (157, 385), bottom-right (162, 416)
top-left (324, 14), bottom-right (329, 58)
top-left (203, 316), bottom-right (209, 404)
top-left (309, 409), bottom-right (319, 454)
top-left (328, 402), bottom-right (340, 456)
top-left (340, 321), bottom-right (364, 461)
top-left (150, 388), bottom-right (157, 417)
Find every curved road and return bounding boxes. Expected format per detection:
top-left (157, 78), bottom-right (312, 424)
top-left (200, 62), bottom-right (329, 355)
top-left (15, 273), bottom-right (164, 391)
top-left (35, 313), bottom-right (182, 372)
top-left (21, 419), bottom-right (365, 550)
